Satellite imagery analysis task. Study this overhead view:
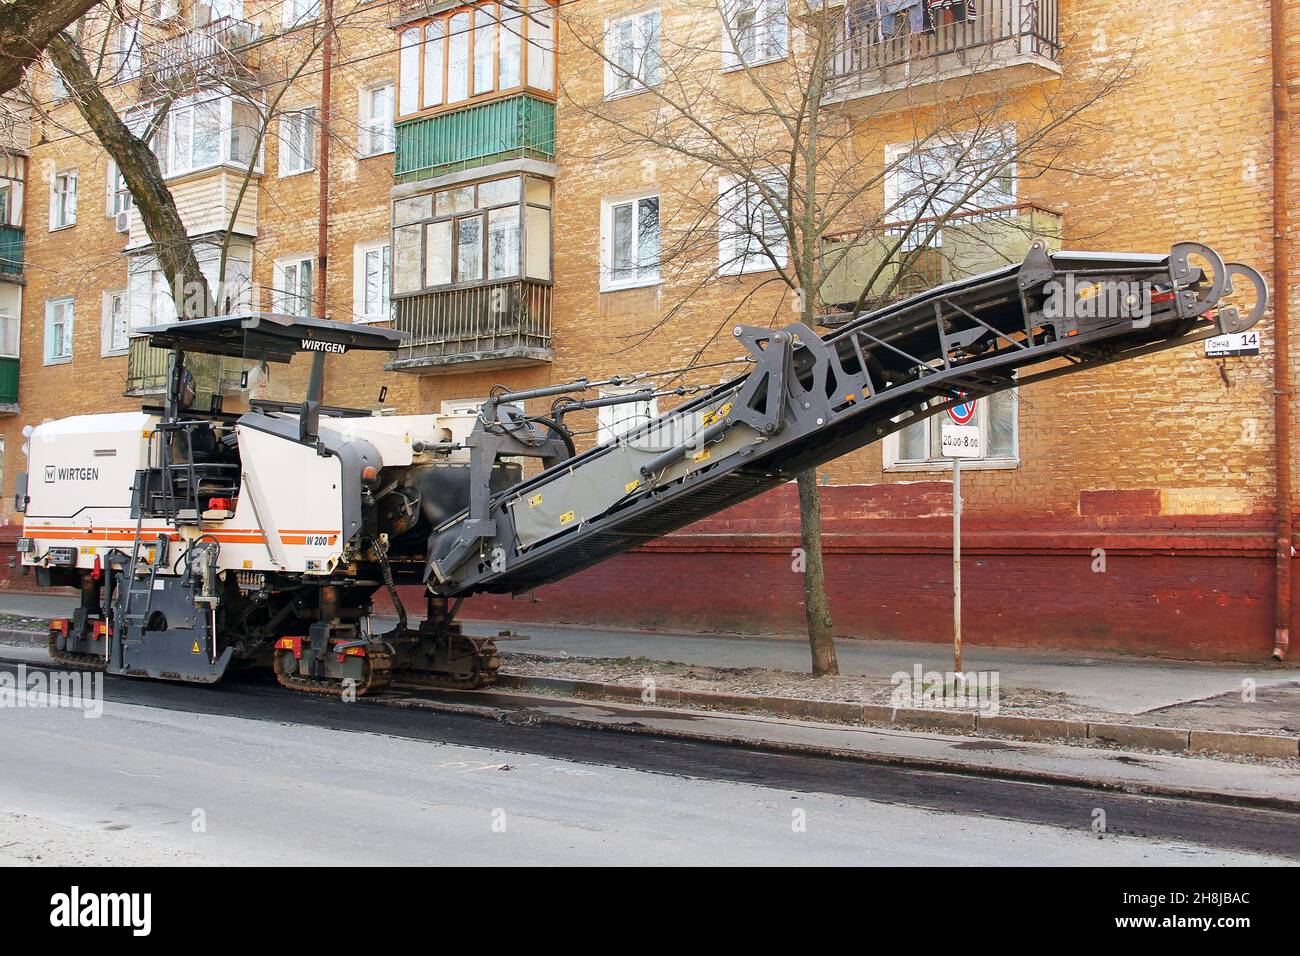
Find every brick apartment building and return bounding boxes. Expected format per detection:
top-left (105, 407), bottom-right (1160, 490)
top-left (0, 0), bottom-right (1294, 660)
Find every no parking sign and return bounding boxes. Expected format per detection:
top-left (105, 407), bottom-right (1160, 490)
top-left (947, 395), bottom-right (976, 425)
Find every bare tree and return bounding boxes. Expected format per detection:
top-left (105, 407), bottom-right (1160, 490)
top-left (559, 0), bottom-right (1136, 674)
top-left (0, 0), bottom-right (102, 96)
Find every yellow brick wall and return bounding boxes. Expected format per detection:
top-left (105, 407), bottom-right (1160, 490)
top-left (1, 0), bottom-right (1295, 531)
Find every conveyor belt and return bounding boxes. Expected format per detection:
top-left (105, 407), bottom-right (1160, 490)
top-left (427, 242), bottom-right (1267, 596)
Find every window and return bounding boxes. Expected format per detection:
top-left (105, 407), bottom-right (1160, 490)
top-left (0, 183), bottom-right (9, 225)
top-left (602, 193), bottom-right (660, 290)
top-left (278, 108), bottom-right (317, 176)
top-left (353, 241), bottom-right (391, 322)
top-left (884, 128), bottom-right (1017, 248)
top-left (718, 174), bottom-right (786, 275)
top-left (597, 387), bottom-right (658, 442)
top-left (886, 390), bottom-right (1019, 469)
top-left (49, 170), bottom-right (77, 229)
top-left (723, 0), bottom-right (787, 69)
top-left (359, 84), bottom-right (394, 156)
top-left (606, 10), bottom-right (660, 96)
top-left (102, 290), bottom-right (130, 355)
top-left (397, 1), bottom-right (556, 118)
top-left (44, 298), bottom-right (74, 364)
top-left (283, 0), bottom-right (320, 27)
top-left (106, 160), bottom-right (133, 218)
top-left (274, 256), bottom-right (314, 316)
top-left (391, 174), bottom-right (552, 293)
top-left (50, 66), bottom-right (67, 102)
top-left (150, 93), bottom-right (264, 178)
top-left (0, 306), bottom-right (18, 356)
top-left (112, 20), bottom-right (142, 81)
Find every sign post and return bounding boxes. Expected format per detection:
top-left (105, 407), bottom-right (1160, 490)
top-left (941, 399), bottom-right (981, 675)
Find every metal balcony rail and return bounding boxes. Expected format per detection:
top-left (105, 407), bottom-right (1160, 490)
top-left (392, 279), bottom-right (553, 365)
top-left (141, 16), bottom-right (262, 87)
top-left (830, 0), bottom-right (1060, 81)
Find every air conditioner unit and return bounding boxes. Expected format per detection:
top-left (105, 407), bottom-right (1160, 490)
top-left (115, 209), bottom-right (131, 234)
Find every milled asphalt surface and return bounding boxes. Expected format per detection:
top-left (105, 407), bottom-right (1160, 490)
top-left (0, 655), bottom-right (1294, 865)
top-left (4, 591), bottom-right (1296, 715)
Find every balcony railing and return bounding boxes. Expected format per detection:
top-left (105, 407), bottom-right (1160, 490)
top-left (819, 202), bottom-right (1062, 319)
top-left (389, 279), bottom-right (554, 372)
top-left (125, 335), bottom-right (245, 395)
top-left (394, 93), bottom-right (556, 183)
top-left (0, 225), bottom-right (22, 279)
top-left (828, 0), bottom-right (1060, 102)
top-left (0, 355), bottom-right (17, 407)
top-left (140, 16), bottom-right (262, 91)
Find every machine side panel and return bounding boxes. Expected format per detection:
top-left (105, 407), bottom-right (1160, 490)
top-left (233, 425), bottom-right (347, 574)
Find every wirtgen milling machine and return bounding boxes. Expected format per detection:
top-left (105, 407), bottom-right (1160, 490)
top-left (16, 242), bottom-right (1267, 697)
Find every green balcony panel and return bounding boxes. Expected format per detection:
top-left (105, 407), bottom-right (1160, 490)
top-left (819, 205), bottom-right (1063, 312)
top-left (395, 94), bottom-right (556, 183)
top-left (0, 355), bottom-right (17, 406)
top-left (0, 226), bottom-right (23, 279)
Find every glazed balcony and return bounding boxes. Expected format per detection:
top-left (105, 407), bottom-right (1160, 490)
top-left (388, 278), bottom-right (554, 373)
top-left (818, 202), bottom-right (1062, 321)
top-left (825, 0), bottom-right (1061, 110)
top-left (0, 355), bottom-right (17, 410)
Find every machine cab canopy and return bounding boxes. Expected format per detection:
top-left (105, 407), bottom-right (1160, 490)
top-left (138, 311), bottom-right (407, 364)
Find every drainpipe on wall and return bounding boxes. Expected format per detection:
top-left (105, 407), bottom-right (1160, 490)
top-left (1271, 0), bottom-right (1292, 660)
top-left (316, 0), bottom-right (334, 320)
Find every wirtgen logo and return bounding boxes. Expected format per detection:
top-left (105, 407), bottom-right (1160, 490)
top-left (49, 887), bottom-right (151, 936)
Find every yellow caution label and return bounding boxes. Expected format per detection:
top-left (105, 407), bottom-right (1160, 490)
top-left (559, 511), bottom-right (575, 525)
top-left (624, 478), bottom-right (641, 494)
top-left (701, 402), bottom-right (733, 427)
top-left (191, 641), bottom-right (201, 654)
top-left (243, 560), bottom-right (253, 569)
top-left (528, 494), bottom-right (543, 508)
top-left (79, 546), bottom-right (95, 555)
top-left (1077, 283), bottom-right (1103, 301)
top-left (691, 449), bottom-right (712, 464)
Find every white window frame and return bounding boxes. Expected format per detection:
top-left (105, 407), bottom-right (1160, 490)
top-left (718, 172), bottom-right (786, 276)
top-left (113, 19), bottom-right (143, 82)
top-left (102, 289), bottom-right (130, 356)
top-left (883, 391), bottom-right (1021, 472)
top-left (278, 107), bottom-right (317, 177)
top-left (149, 93), bottom-right (266, 180)
top-left (721, 0), bottom-right (788, 71)
top-left (49, 169), bottom-right (77, 230)
top-left (274, 255), bottom-right (314, 316)
top-left (352, 239), bottom-right (392, 323)
top-left (597, 386), bottom-right (659, 442)
top-left (44, 297), bottom-right (74, 365)
top-left (441, 397), bottom-right (487, 417)
top-left (0, 305), bottom-right (19, 358)
top-left (358, 83), bottom-right (395, 157)
top-left (605, 9), bottom-right (661, 98)
top-left (105, 159), bottom-right (133, 218)
top-left (883, 127), bottom-right (1019, 236)
top-left (601, 191), bottom-right (661, 291)
top-left (282, 0), bottom-right (321, 27)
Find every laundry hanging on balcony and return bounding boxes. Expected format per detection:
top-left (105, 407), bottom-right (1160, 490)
top-left (875, 0), bottom-right (926, 38)
top-left (927, 0), bottom-right (976, 25)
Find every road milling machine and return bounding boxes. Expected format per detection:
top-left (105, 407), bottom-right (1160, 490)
top-left (17, 242), bottom-right (1267, 696)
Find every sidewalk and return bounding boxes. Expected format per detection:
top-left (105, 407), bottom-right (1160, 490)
top-left (4, 590), bottom-right (1298, 752)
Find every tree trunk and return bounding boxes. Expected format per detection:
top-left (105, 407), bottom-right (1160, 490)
top-left (48, 31), bottom-right (210, 313)
top-left (796, 467), bottom-right (839, 676)
top-left (0, 0), bottom-right (100, 97)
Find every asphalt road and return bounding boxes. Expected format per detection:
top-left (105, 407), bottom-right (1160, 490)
top-left (0, 658), bottom-right (1293, 865)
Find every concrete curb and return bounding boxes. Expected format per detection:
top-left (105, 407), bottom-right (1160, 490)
top-left (493, 674), bottom-right (1300, 761)
top-left (8, 626), bottom-right (1296, 762)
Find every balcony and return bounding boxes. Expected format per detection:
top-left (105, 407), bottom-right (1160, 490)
top-left (139, 16), bottom-right (262, 94)
top-left (388, 279), bottom-right (554, 373)
top-left (0, 225), bottom-right (22, 280)
top-left (124, 335), bottom-right (244, 396)
top-left (825, 0), bottom-right (1060, 110)
top-left (0, 355), bottom-right (17, 411)
top-left (394, 94), bottom-right (556, 184)
top-left (818, 202), bottom-right (1062, 319)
